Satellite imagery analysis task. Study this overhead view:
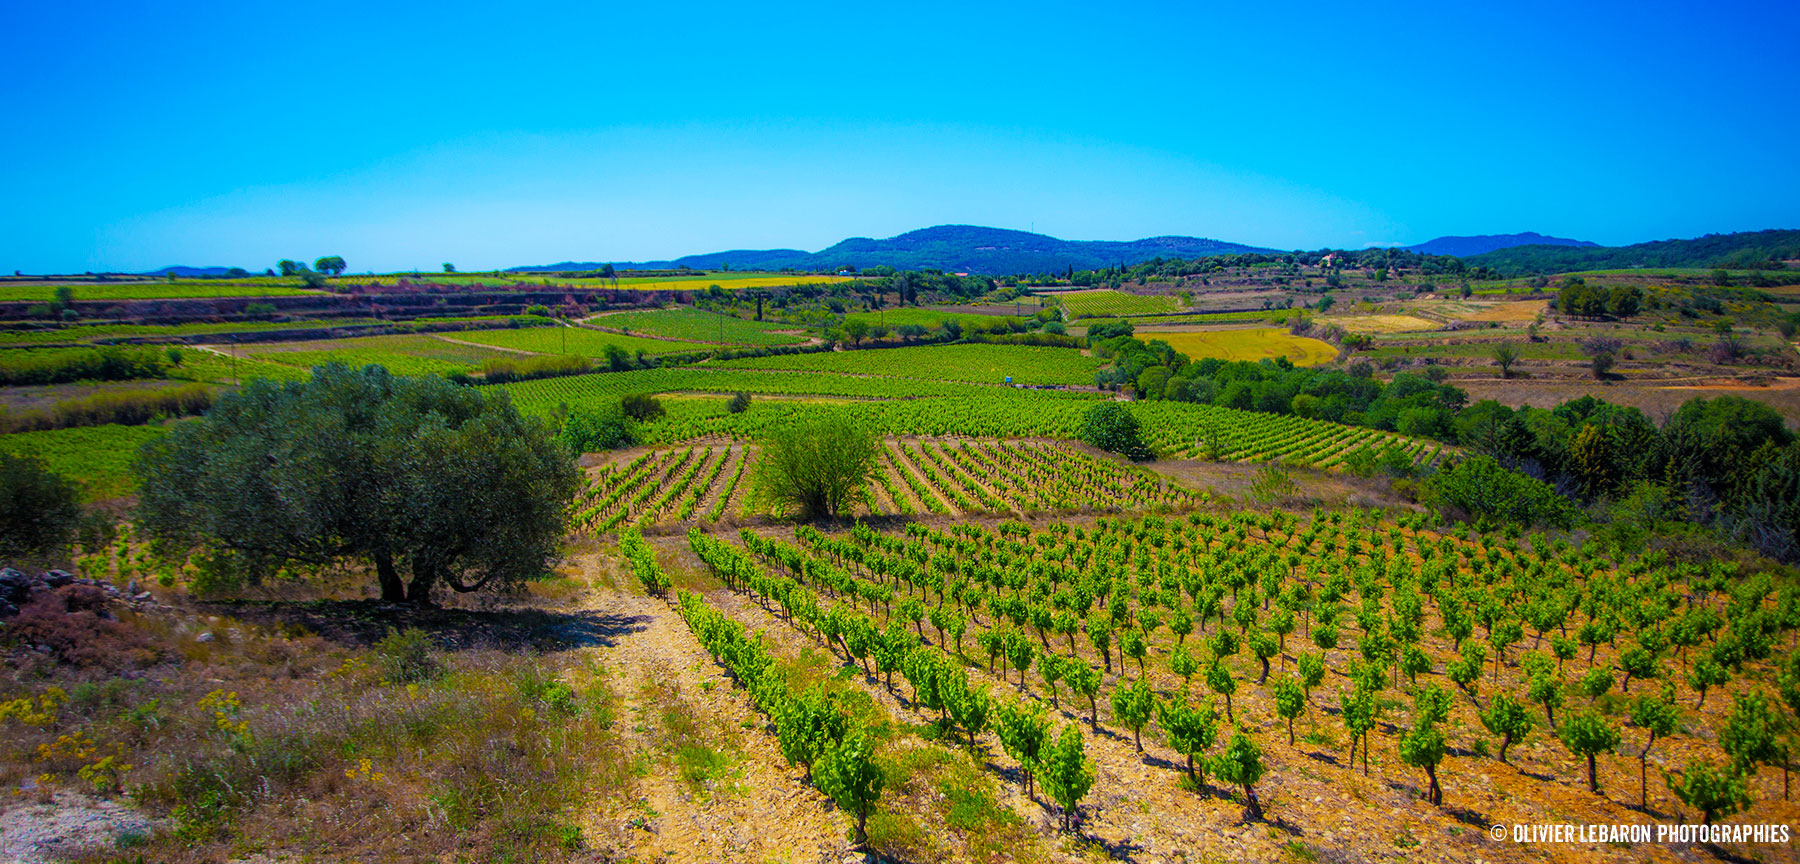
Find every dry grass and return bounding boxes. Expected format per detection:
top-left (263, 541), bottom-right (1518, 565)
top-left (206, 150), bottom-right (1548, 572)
top-left (1148, 327), bottom-right (1338, 366)
top-left (1457, 376), bottom-right (1800, 426)
top-left (1460, 300), bottom-right (1548, 323)
top-left (1329, 315), bottom-right (1440, 334)
top-left (2, 586), bottom-right (635, 864)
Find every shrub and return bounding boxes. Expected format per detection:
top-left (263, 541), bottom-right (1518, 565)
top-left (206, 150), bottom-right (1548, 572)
top-left (0, 453), bottom-right (83, 559)
top-left (751, 413), bottom-right (881, 519)
top-left (558, 402), bottom-right (636, 453)
top-left (1421, 456), bottom-right (1577, 529)
top-left (478, 354), bottom-right (592, 384)
top-left (727, 391), bottom-right (751, 414)
top-left (620, 393), bottom-right (665, 420)
top-left (373, 628), bottom-right (441, 683)
top-left (1078, 402), bottom-right (1153, 461)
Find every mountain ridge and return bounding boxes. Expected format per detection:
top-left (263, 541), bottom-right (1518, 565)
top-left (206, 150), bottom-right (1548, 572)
top-left (510, 225), bottom-right (1281, 275)
top-left (1404, 232), bottom-right (1597, 257)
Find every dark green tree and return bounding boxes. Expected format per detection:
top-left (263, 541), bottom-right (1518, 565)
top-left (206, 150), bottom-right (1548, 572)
top-left (0, 453), bottom-right (82, 561)
top-left (1078, 402), bottom-right (1153, 461)
top-left (135, 364), bottom-right (578, 604)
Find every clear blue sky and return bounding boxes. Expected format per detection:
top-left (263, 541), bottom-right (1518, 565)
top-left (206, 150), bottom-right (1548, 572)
top-left (4, 0), bottom-right (1797, 273)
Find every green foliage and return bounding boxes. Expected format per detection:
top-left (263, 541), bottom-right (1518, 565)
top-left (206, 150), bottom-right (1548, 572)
top-left (813, 734), bottom-right (884, 849)
top-left (993, 699), bottom-right (1050, 798)
top-left (1421, 455), bottom-right (1577, 529)
top-left (0, 452), bottom-right (82, 559)
top-left (1557, 711), bottom-right (1621, 793)
top-left (1109, 677), bottom-right (1156, 751)
top-left (373, 628), bottom-right (441, 683)
top-left (620, 393), bottom-right (665, 421)
top-left (1665, 760), bottom-right (1752, 825)
top-left (1079, 402), bottom-right (1153, 461)
top-left (750, 413), bottom-right (882, 519)
top-left (1039, 723), bottom-right (1094, 830)
top-left (1397, 721), bottom-right (1447, 805)
top-left (1210, 730), bottom-right (1265, 819)
top-left (557, 402), bottom-right (636, 453)
top-left (1479, 692), bottom-right (1535, 764)
top-left (135, 364), bottom-right (579, 603)
top-left (727, 391), bottom-right (751, 414)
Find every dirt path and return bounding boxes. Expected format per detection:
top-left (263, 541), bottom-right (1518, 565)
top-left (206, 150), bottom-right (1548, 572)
top-left (577, 584), bottom-right (852, 863)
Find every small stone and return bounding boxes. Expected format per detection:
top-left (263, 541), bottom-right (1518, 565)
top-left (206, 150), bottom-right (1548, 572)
top-left (196, 632), bottom-right (214, 643)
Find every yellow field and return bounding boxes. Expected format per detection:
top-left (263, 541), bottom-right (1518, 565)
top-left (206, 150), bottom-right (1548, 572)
top-left (1461, 300), bottom-right (1548, 322)
top-left (1330, 314), bottom-right (1439, 334)
top-left (559, 274), bottom-right (853, 291)
top-left (1150, 327), bottom-right (1338, 366)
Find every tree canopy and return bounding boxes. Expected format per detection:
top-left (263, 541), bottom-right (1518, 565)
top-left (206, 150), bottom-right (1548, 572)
top-left (135, 364), bottom-right (579, 604)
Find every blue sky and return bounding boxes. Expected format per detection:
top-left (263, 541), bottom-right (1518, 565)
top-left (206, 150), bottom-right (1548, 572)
top-left (4, 0), bottom-right (1797, 273)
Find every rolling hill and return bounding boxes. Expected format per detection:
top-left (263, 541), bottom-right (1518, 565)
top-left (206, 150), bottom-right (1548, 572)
top-left (1404, 232), bottom-right (1596, 257)
top-left (1466, 228), bottom-right (1800, 275)
top-left (511, 225), bottom-right (1280, 275)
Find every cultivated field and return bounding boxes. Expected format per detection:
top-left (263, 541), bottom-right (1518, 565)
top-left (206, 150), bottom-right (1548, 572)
top-left (1145, 327), bottom-right (1338, 366)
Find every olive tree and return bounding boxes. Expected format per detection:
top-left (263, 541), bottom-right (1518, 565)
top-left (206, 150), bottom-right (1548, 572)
top-left (0, 453), bottom-right (82, 561)
top-left (135, 364), bottom-right (579, 604)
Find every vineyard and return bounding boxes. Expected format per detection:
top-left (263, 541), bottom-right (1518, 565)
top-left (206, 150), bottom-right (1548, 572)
top-left (711, 343), bottom-right (1106, 386)
top-left (1054, 289), bottom-right (1185, 319)
top-left (585, 307), bottom-right (806, 346)
top-left (573, 437), bottom-right (1207, 532)
top-left (448, 326), bottom-right (711, 358)
top-left (234, 334), bottom-right (515, 377)
top-left (643, 509), bottom-right (1800, 861)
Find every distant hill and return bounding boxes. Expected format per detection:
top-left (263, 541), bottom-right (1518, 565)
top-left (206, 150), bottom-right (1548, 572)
top-left (1467, 229), bottom-right (1800, 275)
top-left (140, 265), bottom-right (241, 277)
top-left (510, 225), bottom-right (1280, 275)
top-left (1405, 233), bottom-right (1597, 257)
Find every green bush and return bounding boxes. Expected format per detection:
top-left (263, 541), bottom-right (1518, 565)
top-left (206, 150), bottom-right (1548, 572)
top-left (0, 453), bottom-right (83, 559)
top-left (557, 403), bottom-right (636, 453)
top-left (1078, 402), bottom-right (1153, 461)
top-left (1421, 456), bottom-right (1576, 529)
top-left (374, 627), bottom-right (441, 683)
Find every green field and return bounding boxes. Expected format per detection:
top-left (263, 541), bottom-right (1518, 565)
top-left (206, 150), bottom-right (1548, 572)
top-left (1152, 327), bottom-right (1339, 366)
top-left (240, 334), bottom-right (514, 377)
top-left (0, 423), bottom-right (169, 500)
top-left (841, 308), bottom-right (1022, 330)
top-left (1054, 289), bottom-right (1185, 318)
top-left (0, 282), bottom-right (324, 302)
top-left (711, 343), bottom-right (1105, 385)
top-left (490, 366), bottom-right (1034, 417)
top-left (452, 326), bottom-right (711, 358)
top-left (587, 307), bottom-right (804, 346)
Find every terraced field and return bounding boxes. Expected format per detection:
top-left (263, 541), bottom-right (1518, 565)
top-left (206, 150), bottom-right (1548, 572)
top-left (1054, 289), bottom-right (1184, 318)
top-left (573, 437), bottom-right (1205, 532)
top-left (710, 343), bottom-right (1106, 385)
top-left (587, 307), bottom-right (805, 346)
top-left (451, 326), bottom-right (711, 358)
top-left (1149, 327), bottom-right (1338, 366)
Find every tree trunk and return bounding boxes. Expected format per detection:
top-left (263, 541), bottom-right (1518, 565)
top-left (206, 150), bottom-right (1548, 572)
top-left (1500, 732), bottom-right (1513, 765)
top-left (375, 547), bottom-right (404, 602)
top-left (406, 559), bottom-right (436, 606)
top-left (1426, 765), bottom-right (1441, 806)
top-left (1243, 784), bottom-right (1262, 821)
top-left (1587, 754), bottom-right (1599, 793)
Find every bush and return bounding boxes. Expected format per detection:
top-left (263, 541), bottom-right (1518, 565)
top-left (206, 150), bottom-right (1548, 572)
top-left (478, 354), bottom-right (592, 384)
top-left (727, 391), bottom-right (752, 414)
top-left (0, 453), bottom-right (83, 559)
top-left (1421, 456), bottom-right (1577, 529)
top-left (0, 347), bottom-right (167, 387)
top-left (1079, 403), bottom-right (1153, 461)
top-left (373, 627), bottom-right (441, 683)
top-left (621, 393), bottom-right (665, 421)
top-left (751, 413), bottom-right (881, 519)
top-left (558, 403), bottom-right (636, 453)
